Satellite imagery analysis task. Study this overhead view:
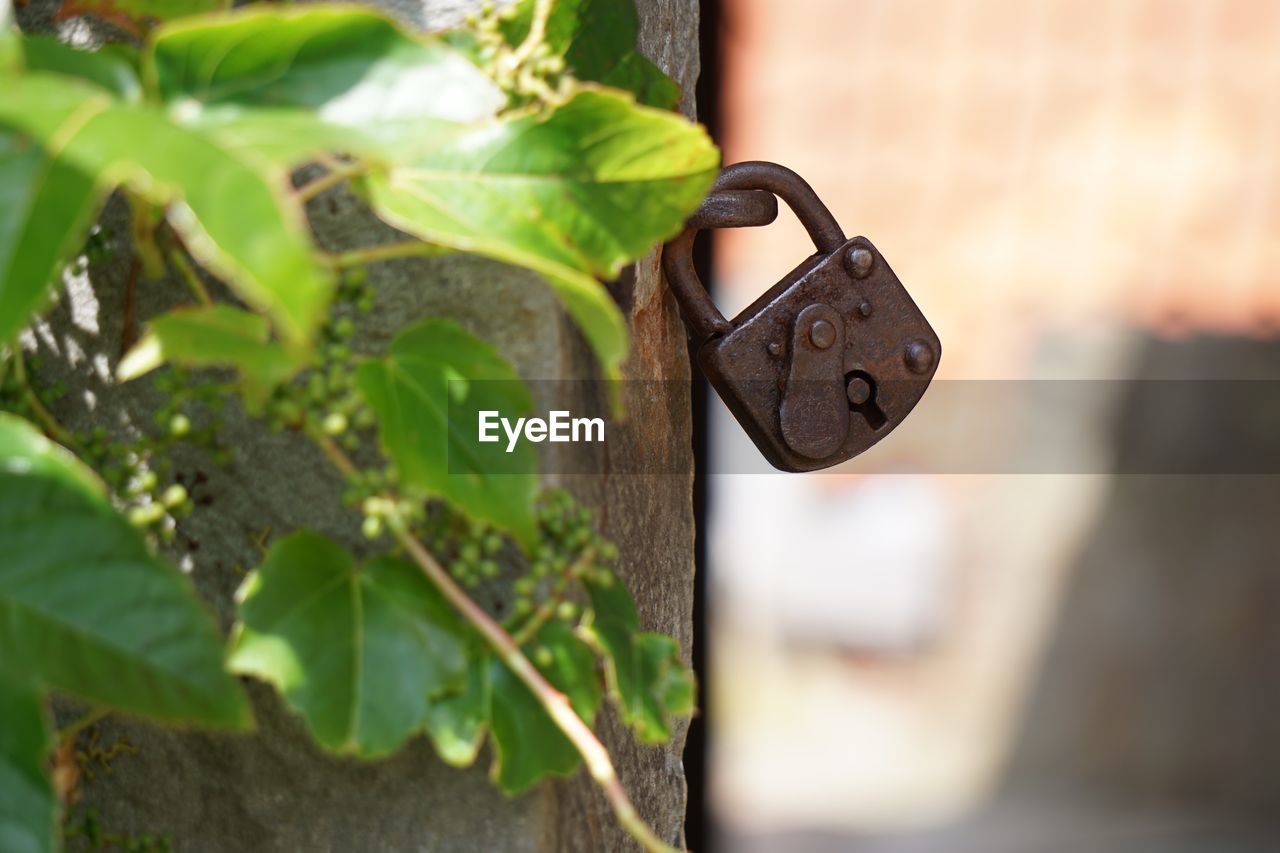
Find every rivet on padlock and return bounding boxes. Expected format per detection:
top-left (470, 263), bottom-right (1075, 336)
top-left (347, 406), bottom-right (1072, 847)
top-left (661, 161), bottom-right (941, 472)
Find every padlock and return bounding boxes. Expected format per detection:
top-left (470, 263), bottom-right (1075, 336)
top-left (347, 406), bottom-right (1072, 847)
top-left (662, 161), bottom-right (941, 472)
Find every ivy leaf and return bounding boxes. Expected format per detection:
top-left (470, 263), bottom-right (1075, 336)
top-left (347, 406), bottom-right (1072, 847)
top-left (423, 651), bottom-right (490, 768)
top-left (147, 5), bottom-right (504, 165)
top-left (228, 532), bottom-right (469, 759)
top-left (500, 0), bottom-right (680, 109)
top-left (0, 73), bottom-right (330, 350)
top-left (582, 571), bottom-right (695, 743)
top-left (536, 619), bottom-right (602, 722)
top-left (356, 319), bottom-right (539, 549)
top-left (488, 660), bottom-right (577, 794)
top-left (20, 36), bottom-right (142, 101)
top-left (359, 88), bottom-right (719, 377)
top-left (54, 0), bottom-right (229, 36)
top-left (488, 620), bottom-right (600, 794)
top-left (0, 413), bottom-right (251, 728)
top-left (0, 128), bottom-right (100, 347)
top-left (0, 669), bottom-right (55, 853)
top-left (118, 305), bottom-right (300, 402)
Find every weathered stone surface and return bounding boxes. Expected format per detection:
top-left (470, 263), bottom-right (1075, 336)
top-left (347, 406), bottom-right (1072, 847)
top-left (16, 0), bottom-right (700, 849)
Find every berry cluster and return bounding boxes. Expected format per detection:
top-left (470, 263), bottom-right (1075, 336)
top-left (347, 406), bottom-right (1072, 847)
top-left (265, 269), bottom-right (375, 449)
top-left (356, 487), bottom-right (619, 639)
top-left (509, 490), bottom-right (617, 628)
top-left (411, 501), bottom-right (506, 588)
top-left (0, 353), bottom-right (224, 542)
top-left (96, 367), bottom-right (229, 539)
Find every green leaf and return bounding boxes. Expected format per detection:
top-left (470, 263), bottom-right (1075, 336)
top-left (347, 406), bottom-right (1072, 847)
top-left (0, 413), bottom-right (251, 728)
top-left (0, 73), bottom-right (330, 349)
top-left (0, 669), bottom-right (55, 853)
top-left (20, 36), bottom-right (142, 101)
top-left (583, 571), bottom-right (694, 743)
top-left (500, 0), bottom-right (680, 109)
top-left (423, 651), bottom-right (490, 767)
top-left (356, 319), bottom-right (539, 549)
top-left (147, 5), bottom-right (504, 164)
top-left (0, 128), bottom-right (100, 347)
top-left (359, 88), bottom-right (719, 377)
top-left (488, 659), bottom-right (577, 793)
top-left (488, 621), bottom-right (599, 794)
top-left (228, 531), bottom-right (469, 758)
top-left (118, 305), bottom-right (300, 401)
top-left (0, 408), bottom-right (101, 493)
top-left (55, 0), bottom-right (229, 36)
top-left (541, 619), bottom-right (601, 721)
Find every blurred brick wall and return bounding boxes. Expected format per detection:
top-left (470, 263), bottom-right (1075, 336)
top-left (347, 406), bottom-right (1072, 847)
top-left (718, 0), bottom-right (1280, 377)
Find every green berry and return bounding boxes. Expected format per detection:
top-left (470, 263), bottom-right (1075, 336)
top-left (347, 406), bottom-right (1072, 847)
top-left (534, 646), bottom-right (553, 667)
top-left (161, 484), bottom-right (188, 509)
top-left (556, 601), bottom-right (577, 621)
top-left (362, 515), bottom-right (384, 539)
top-left (322, 412), bottom-right (349, 436)
top-left (169, 413), bottom-right (191, 437)
top-left (127, 503), bottom-right (166, 528)
top-left (479, 559), bottom-right (499, 578)
top-left (128, 470), bottom-right (158, 495)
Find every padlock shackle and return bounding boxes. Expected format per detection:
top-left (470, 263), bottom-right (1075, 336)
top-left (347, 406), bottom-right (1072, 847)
top-left (662, 161), bottom-right (846, 340)
top-left (713, 161), bottom-right (845, 254)
top-left (662, 228), bottom-right (732, 337)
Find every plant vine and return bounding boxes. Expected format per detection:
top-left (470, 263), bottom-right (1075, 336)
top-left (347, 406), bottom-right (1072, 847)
top-left (0, 0), bottom-right (713, 851)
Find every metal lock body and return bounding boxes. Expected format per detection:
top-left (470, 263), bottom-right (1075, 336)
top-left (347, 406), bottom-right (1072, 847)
top-left (662, 161), bottom-right (941, 472)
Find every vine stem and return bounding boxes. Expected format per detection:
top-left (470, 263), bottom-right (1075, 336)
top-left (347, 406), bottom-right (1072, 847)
top-left (506, 0), bottom-right (554, 71)
top-left (13, 351), bottom-right (75, 447)
top-left (167, 248), bottom-right (213, 307)
top-left (323, 241), bottom-right (454, 271)
top-left (308, 434), bottom-right (679, 853)
top-left (294, 161), bottom-right (366, 203)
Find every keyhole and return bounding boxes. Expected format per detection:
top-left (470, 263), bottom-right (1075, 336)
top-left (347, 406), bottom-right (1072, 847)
top-left (845, 370), bottom-right (887, 430)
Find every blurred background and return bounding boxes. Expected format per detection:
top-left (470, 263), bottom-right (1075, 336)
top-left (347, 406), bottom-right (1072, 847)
top-left (692, 1), bottom-right (1280, 850)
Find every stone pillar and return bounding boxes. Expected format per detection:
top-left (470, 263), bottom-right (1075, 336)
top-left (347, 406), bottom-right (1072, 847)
top-left (16, 0), bottom-right (700, 849)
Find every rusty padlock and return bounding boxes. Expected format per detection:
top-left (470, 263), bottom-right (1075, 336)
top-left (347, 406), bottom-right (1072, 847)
top-left (662, 161), bottom-right (940, 472)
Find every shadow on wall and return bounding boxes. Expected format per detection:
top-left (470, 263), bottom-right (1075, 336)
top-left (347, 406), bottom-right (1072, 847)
top-left (725, 334), bottom-right (1280, 853)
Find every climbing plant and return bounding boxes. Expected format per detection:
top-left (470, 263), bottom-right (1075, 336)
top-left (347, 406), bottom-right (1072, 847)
top-left (0, 0), bottom-right (715, 850)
